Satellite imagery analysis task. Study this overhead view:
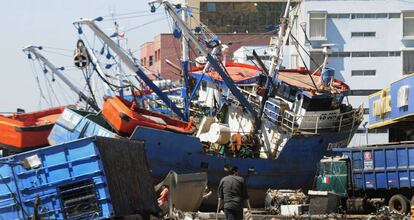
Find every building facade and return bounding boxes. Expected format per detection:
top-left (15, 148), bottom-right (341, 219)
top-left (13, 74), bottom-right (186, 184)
top-left (140, 33), bottom-right (272, 81)
top-left (288, 0), bottom-right (414, 146)
top-left (172, 0), bottom-right (300, 33)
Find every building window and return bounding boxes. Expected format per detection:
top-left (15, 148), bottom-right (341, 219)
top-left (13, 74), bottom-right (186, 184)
top-left (370, 51), bottom-right (388, 57)
top-left (351, 70), bottom-right (376, 76)
top-left (154, 51), bottom-right (158, 63)
top-left (143, 57), bottom-right (147, 66)
top-left (331, 52), bottom-right (351, 57)
top-left (389, 13), bottom-right (400, 18)
top-left (403, 50), bottom-right (414, 75)
top-left (149, 56), bottom-right (153, 66)
top-left (327, 14), bottom-right (350, 19)
top-left (309, 13), bottom-right (326, 39)
top-left (389, 51), bottom-right (401, 56)
top-left (207, 2), bottom-right (216, 12)
top-left (157, 49), bottom-right (161, 61)
top-left (352, 52), bottom-right (370, 57)
top-left (403, 12), bottom-right (414, 38)
top-left (351, 32), bottom-right (376, 37)
top-left (356, 128), bottom-right (388, 133)
top-left (351, 13), bottom-right (387, 19)
top-left (349, 89), bottom-right (380, 96)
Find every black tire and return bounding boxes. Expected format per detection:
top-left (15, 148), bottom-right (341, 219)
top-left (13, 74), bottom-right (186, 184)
top-left (389, 194), bottom-right (410, 214)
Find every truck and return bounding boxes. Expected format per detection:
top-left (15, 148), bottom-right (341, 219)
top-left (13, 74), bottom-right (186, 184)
top-left (316, 143), bottom-right (414, 214)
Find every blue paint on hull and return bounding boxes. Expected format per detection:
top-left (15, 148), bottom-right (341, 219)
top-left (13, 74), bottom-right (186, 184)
top-left (49, 108), bottom-right (358, 206)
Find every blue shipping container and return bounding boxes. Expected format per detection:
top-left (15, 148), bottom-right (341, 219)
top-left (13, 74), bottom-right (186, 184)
top-left (335, 144), bottom-right (414, 191)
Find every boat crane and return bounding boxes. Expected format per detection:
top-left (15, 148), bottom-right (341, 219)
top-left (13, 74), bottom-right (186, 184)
top-left (149, 0), bottom-right (258, 121)
top-left (73, 18), bottom-right (187, 121)
top-left (23, 45), bottom-right (101, 112)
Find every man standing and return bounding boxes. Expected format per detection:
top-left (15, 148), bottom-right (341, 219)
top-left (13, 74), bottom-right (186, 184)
top-left (218, 166), bottom-right (251, 220)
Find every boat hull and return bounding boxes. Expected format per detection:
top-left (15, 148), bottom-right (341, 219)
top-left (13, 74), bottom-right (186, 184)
top-left (130, 126), bottom-right (357, 208)
top-left (102, 96), bottom-right (193, 135)
top-left (0, 107), bottom-right (63, 149)
top-left (50, 108), bottom-right (358, 208)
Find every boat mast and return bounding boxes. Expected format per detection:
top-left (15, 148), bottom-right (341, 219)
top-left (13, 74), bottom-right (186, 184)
top-left (23, 45), bottom-right (100, 112)
top-left (256, 0), bottom-right (292, 128)
top-left (268, 0), bottom-right (291, 80)
top-left (150, 0), bottom-right (258, 119)
top-left (181, 0), bottom-right (190, 121)
top-left (73, 18), bottom-right (186, 120)
top-left (113, 19), bottom-right (125, 97)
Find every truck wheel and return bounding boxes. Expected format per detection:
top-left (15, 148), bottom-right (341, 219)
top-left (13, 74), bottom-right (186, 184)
top-left (410, 195), bottom-right (414, 206)
top-left (389, 194), bottom-right (410, 214)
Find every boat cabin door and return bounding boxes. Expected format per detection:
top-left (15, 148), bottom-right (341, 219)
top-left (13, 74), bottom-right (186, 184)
top-left (293, 92), bottom-right (304, 115)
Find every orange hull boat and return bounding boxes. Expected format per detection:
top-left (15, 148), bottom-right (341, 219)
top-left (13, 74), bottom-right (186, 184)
top-left (0, 107), bottom-right (64, 149)
top-left (102, 96), bottom-right (194, 135)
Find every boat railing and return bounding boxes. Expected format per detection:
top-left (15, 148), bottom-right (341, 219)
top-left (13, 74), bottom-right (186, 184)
top-left (263, 106), bottom-right (363, 134)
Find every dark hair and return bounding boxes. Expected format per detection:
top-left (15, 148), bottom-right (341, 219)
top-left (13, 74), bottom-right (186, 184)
top-left (230, 166), bottom-right (239, 174)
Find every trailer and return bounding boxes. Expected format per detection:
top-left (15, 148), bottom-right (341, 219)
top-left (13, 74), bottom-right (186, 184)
top-left (316, 143), bottom-right (414, 214)
top-left (0, 136), bottom-right (159, 219)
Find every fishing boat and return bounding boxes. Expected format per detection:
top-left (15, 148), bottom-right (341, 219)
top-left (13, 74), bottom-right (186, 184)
top-left (102, 96), bottom-right (194, 135)
top-left (0, 107), bottom-right (64, 150)
top-left (27, 0), bottom-right (363, 208)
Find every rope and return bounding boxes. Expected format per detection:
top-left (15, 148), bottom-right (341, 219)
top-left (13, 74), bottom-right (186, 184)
top-left (28, 58), bottom-right (51, 108)
top-left (123, 16), bottom-right (166, 33)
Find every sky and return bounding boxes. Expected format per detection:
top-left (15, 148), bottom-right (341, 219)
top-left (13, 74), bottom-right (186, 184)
top-left (0, 0), bottom-right (170, 112)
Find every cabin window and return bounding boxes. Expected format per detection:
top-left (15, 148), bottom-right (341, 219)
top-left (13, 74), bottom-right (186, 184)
top-left (305, 98), bottom-right (334, 111)
top-left (309, 12), bottom-right (326, 39)
top-left (351, 70), bottom-right (376, 76)
top-left (403, 12), bottom-right (414, 38)
top-left (351, 32), bottom-right (376, 37)
top-left (201, 81), bottom-right (207, 91)
top-left (403, 50), bottom-right (414, 75)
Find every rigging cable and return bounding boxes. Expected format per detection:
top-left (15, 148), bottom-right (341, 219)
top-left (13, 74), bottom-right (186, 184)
top-left (289, 33), bottom-right (319, 91)
top-left (28, 57), bottom-right (51, 108)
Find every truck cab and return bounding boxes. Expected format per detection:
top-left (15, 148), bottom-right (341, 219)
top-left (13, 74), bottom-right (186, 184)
top-left (316, 156), bottom-right (349, 198)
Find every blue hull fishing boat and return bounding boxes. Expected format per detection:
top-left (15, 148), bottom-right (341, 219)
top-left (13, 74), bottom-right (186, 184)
top-left (18, 0), bottom-right (364, 208)
top-left (48, 104), bottom-right (361, 207)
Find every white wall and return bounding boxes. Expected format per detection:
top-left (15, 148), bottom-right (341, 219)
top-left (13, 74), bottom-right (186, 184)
top-left (290, 0), bottom-right (414, 146)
